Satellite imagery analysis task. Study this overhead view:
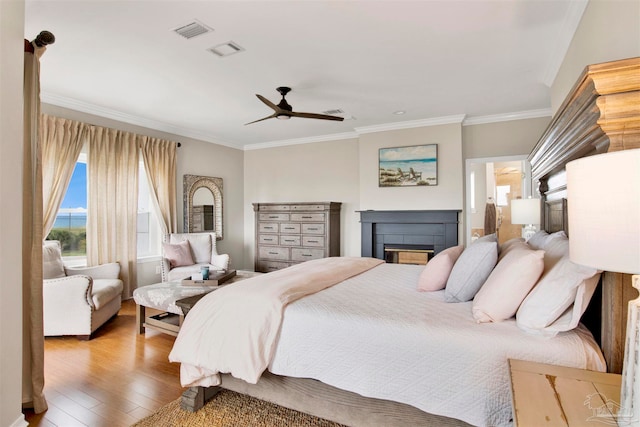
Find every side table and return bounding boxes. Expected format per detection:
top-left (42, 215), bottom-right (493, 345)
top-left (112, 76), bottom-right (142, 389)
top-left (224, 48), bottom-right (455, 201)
top-left (509, 359), bottom-right (625, 426)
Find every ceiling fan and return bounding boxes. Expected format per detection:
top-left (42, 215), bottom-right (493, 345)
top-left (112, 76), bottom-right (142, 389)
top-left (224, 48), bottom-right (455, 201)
top-left (245, 86), bottom-right (345, 125)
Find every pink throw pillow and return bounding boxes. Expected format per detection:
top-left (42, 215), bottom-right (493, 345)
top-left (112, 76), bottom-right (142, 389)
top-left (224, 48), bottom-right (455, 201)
top-left (163, 240), bottom-right (195, 268)
top-left (472, 247), bottom-right (545, 323)
top-left (417, 245), bottom-right (465, 292)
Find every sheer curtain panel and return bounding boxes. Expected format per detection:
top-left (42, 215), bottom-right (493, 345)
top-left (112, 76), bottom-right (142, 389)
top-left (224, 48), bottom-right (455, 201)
top-left (87, 127), bottom-right (139, 297)
top-left (40, 115), bottom-right (87, 236)
top-left (139, 136), bottom-right (178, 235)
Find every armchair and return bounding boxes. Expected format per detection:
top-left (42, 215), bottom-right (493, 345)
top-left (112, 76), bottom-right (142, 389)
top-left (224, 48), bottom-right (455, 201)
top-left (161, 232), bottom-right (230, 282)
top-left (43, 240), bottom-right (123, 339)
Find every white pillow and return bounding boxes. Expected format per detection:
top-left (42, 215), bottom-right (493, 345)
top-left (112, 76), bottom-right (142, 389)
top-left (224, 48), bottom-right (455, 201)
top-left (43, 241), bottom-right (66, 280)
top-left (516, 236), bottom-right (600, 335)
top-left (417, 245), bottom-right (465, 292)
top-left (472, 247), bottom-right (545, 323)
top-left (170, 234), bottom-right (211, 264)
top-left (527, 230), bottom-right (549, 249)
top-left (444, 240), bottom-right (498, 303)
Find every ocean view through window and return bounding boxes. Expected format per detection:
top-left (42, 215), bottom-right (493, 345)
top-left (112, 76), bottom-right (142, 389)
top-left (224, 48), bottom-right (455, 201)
top-left (48, 160), bottom-right (87, 256)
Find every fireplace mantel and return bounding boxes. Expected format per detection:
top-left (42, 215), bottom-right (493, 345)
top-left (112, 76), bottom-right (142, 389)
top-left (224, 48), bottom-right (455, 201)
top-left (359, 210), bottom-right (460, 260)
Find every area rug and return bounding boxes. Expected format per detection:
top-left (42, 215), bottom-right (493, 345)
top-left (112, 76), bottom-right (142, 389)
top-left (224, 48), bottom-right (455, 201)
top-left (131, 390), bottom-right (345, 427)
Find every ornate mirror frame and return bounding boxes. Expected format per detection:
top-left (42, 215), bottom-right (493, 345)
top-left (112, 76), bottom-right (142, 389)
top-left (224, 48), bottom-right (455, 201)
top-left (183, 174), bottom-right (223, 240)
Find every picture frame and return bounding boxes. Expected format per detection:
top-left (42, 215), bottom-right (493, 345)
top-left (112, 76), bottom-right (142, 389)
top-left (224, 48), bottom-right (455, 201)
top-left (378, 144), bottom-right (438, 187)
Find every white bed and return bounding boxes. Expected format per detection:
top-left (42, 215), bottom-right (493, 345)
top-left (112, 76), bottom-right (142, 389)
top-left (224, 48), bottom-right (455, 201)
top-left (270, 263), bottom-right (604, 427)
top-left (172, 261), bottom-right (605, 427)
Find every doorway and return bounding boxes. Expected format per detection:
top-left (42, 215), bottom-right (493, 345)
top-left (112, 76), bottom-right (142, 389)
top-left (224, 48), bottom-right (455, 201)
top-left (465, 155), bottom-right (532, 246)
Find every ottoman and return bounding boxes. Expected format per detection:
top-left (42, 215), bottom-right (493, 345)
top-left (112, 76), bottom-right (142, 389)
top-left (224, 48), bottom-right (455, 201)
top-left (133, 270), bottom-right (261, 336)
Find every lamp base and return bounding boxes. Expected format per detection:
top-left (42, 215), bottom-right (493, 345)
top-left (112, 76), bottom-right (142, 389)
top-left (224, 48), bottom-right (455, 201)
top-left (619, 274), bottom-right (639, 426)
top-left (522, 224), bottom-right (537, 241)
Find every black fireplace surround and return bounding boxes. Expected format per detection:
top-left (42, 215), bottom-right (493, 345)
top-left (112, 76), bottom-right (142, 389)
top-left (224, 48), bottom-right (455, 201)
top-left (359, 210), bottom-right (460, 260)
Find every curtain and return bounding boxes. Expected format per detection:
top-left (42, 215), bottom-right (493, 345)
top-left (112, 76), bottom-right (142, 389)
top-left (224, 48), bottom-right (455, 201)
top-left (139, 136), bottom-right (178, 235)
top-left (22, 46), bottom-right (47, 413)
top-left (87, 127), bottom-right (139, 297)
top-left (40, 115), bottom-right (87, 237)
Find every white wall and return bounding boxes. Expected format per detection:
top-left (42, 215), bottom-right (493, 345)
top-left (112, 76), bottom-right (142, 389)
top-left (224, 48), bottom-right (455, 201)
top-left (359, 123), bottom-right (463, 211)
top-left (41, 104), bottom-right (245, 286)
top-left (462, 117), bottom-right (551, 160)
top-left (551, 0), bottom-right (640, 113)
top-left (243, 138), bottom-right (361, 267)
top-left (0, 1), bottom-right (28, 426)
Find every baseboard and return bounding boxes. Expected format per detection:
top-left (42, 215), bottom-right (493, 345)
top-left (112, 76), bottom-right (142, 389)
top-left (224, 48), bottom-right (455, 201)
top-left (9, 414), bottom-right (28, 427)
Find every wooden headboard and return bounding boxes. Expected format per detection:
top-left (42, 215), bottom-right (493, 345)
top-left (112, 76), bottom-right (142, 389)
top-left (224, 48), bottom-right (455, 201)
top-left (528, 57), bottom-right (640, 373)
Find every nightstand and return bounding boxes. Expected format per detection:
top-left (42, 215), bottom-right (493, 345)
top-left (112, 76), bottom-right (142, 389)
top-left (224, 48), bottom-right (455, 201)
top-left (509, 359), bottom-right (623, 426)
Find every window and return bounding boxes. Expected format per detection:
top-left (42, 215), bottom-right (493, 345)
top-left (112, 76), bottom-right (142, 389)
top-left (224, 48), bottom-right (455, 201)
top-left (47, 153), bottom-right (162, 260)
top-left (48, 154), bottom-right (87, 258)
top-left (137, 161), bottom-right (162, 258)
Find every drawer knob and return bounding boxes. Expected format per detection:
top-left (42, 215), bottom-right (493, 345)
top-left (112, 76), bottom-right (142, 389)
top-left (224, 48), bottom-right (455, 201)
top-left (308, 228), bottom-right (318, 231)
top-left (308, 240), bottom-right (318, 243)
top-left (301, 216), bottom-right (312, 219)
top-left (302, 254), bottom-right (312, 257)
top-left (269, 252), bottom-right (279, 255)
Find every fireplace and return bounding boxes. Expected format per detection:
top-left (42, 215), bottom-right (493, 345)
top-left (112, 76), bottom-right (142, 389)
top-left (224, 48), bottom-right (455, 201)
top-left (384, 244), bottom-right (434, 265)
top-left (359, 210), bottom-right (460, 261)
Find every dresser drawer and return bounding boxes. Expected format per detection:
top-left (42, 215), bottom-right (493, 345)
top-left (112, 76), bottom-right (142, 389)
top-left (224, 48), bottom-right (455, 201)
top-left (291, 213), bottom-right (325, 222)
top-left (302, 236), bottom-right (325, 247)
top-left (257, 260), bottom-right (290, 272)
top-left (258, 246), bottom-right (290, 261)
top-left (259, 205), bottom-right (291, 211)
top-left (258, 234), bottom-right (279, 245)
top-left (259, 213), bottom-right (290, 221)
top-left (280, 235), bottom-right (301, 246)
top-left (280, 223), bottom-right (301, 234)
top-left (290, 204), bottom-right (325, 211)
top-left (302, 223), bottom-right (325, 234)
top-left (258, 223), bottom-right (279, 233)
top-left (291, 248), bottom-right (325, 262)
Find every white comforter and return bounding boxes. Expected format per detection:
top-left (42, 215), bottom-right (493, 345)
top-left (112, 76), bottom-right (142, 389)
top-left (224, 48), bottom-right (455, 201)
top-left (169, 257), bottom-right (383, 387)
top-left (268, 263), bottom-right (606, 427)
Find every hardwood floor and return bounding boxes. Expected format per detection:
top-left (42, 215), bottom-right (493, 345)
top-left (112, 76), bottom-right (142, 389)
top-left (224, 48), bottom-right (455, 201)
top-left (24, 300), bottom-right (183, 427)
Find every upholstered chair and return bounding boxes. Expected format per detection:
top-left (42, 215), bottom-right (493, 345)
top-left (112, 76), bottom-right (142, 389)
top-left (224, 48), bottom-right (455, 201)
top-left (43, 240), bottom-right (124, 339)
top-left (161, 232), bottom-right (230, 282)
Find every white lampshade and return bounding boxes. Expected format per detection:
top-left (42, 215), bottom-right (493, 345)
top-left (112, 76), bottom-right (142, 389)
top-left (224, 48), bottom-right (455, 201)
top-left (566, 149), bottom-right (640, 274)
top-left (511, 198), bottom-right (540, 225)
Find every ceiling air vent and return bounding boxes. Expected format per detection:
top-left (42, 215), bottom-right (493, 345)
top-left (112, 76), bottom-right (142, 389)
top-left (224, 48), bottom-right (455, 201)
top-left (208, 42), bottom-right (244, 57)
top-left (172, 20), bottom-right (213, 39)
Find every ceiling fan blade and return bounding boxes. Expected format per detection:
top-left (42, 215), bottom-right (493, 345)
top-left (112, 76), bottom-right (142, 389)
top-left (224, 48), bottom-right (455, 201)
top-left (289, 111), bottom-right (345, 121)
top-left (256, 94), bottom-right (280, 113)
top-left (244, 113), bottom-right (277, 125)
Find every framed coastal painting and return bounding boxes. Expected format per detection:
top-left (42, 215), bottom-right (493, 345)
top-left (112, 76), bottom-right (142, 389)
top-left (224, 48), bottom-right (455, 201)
top-left (379, 144), bottom-right (438, 187)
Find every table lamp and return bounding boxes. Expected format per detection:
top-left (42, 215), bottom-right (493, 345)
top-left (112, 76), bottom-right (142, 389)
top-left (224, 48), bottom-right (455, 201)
top-left (567, 148), bottom-right (640, 425)
top-left (511, 198), bottom-right (540, 241)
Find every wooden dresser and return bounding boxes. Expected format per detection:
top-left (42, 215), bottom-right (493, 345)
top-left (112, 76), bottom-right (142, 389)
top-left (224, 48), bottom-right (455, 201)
top-left (253, 202), bottom-right (341, 273)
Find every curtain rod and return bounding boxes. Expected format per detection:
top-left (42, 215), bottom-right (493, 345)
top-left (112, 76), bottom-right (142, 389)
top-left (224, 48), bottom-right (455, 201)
top-left (24, 31), bottom-right (55, 53)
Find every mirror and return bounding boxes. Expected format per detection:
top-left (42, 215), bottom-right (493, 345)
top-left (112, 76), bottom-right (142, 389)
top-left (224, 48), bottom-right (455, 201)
top-left (465, 155), bottom-right (531, 246)
top-left (183, 174), bottom-right (223, 239)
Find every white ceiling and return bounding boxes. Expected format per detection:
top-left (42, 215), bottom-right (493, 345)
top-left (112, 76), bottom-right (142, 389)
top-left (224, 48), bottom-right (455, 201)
top-left (24, 1), bottom-right (587, 150)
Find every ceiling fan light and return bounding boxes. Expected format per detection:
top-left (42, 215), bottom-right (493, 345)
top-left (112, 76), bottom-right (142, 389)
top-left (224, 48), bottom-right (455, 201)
top-left (276, 114), bottom-right (291, 120)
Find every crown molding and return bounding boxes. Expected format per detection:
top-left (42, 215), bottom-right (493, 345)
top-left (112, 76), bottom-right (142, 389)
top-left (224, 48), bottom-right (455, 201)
top-left (462, 108), bottom-right (552, 126)
top-left (243, 132), bottom-right (359, 151)
top-left (541, 0), bottom-right (588, 87)
top-left (40, 92), bottom-right (240, 149)
top-left (41, 93), bottom-right (553, 149)
top-left (354, 114), bottom-right (466, 135)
